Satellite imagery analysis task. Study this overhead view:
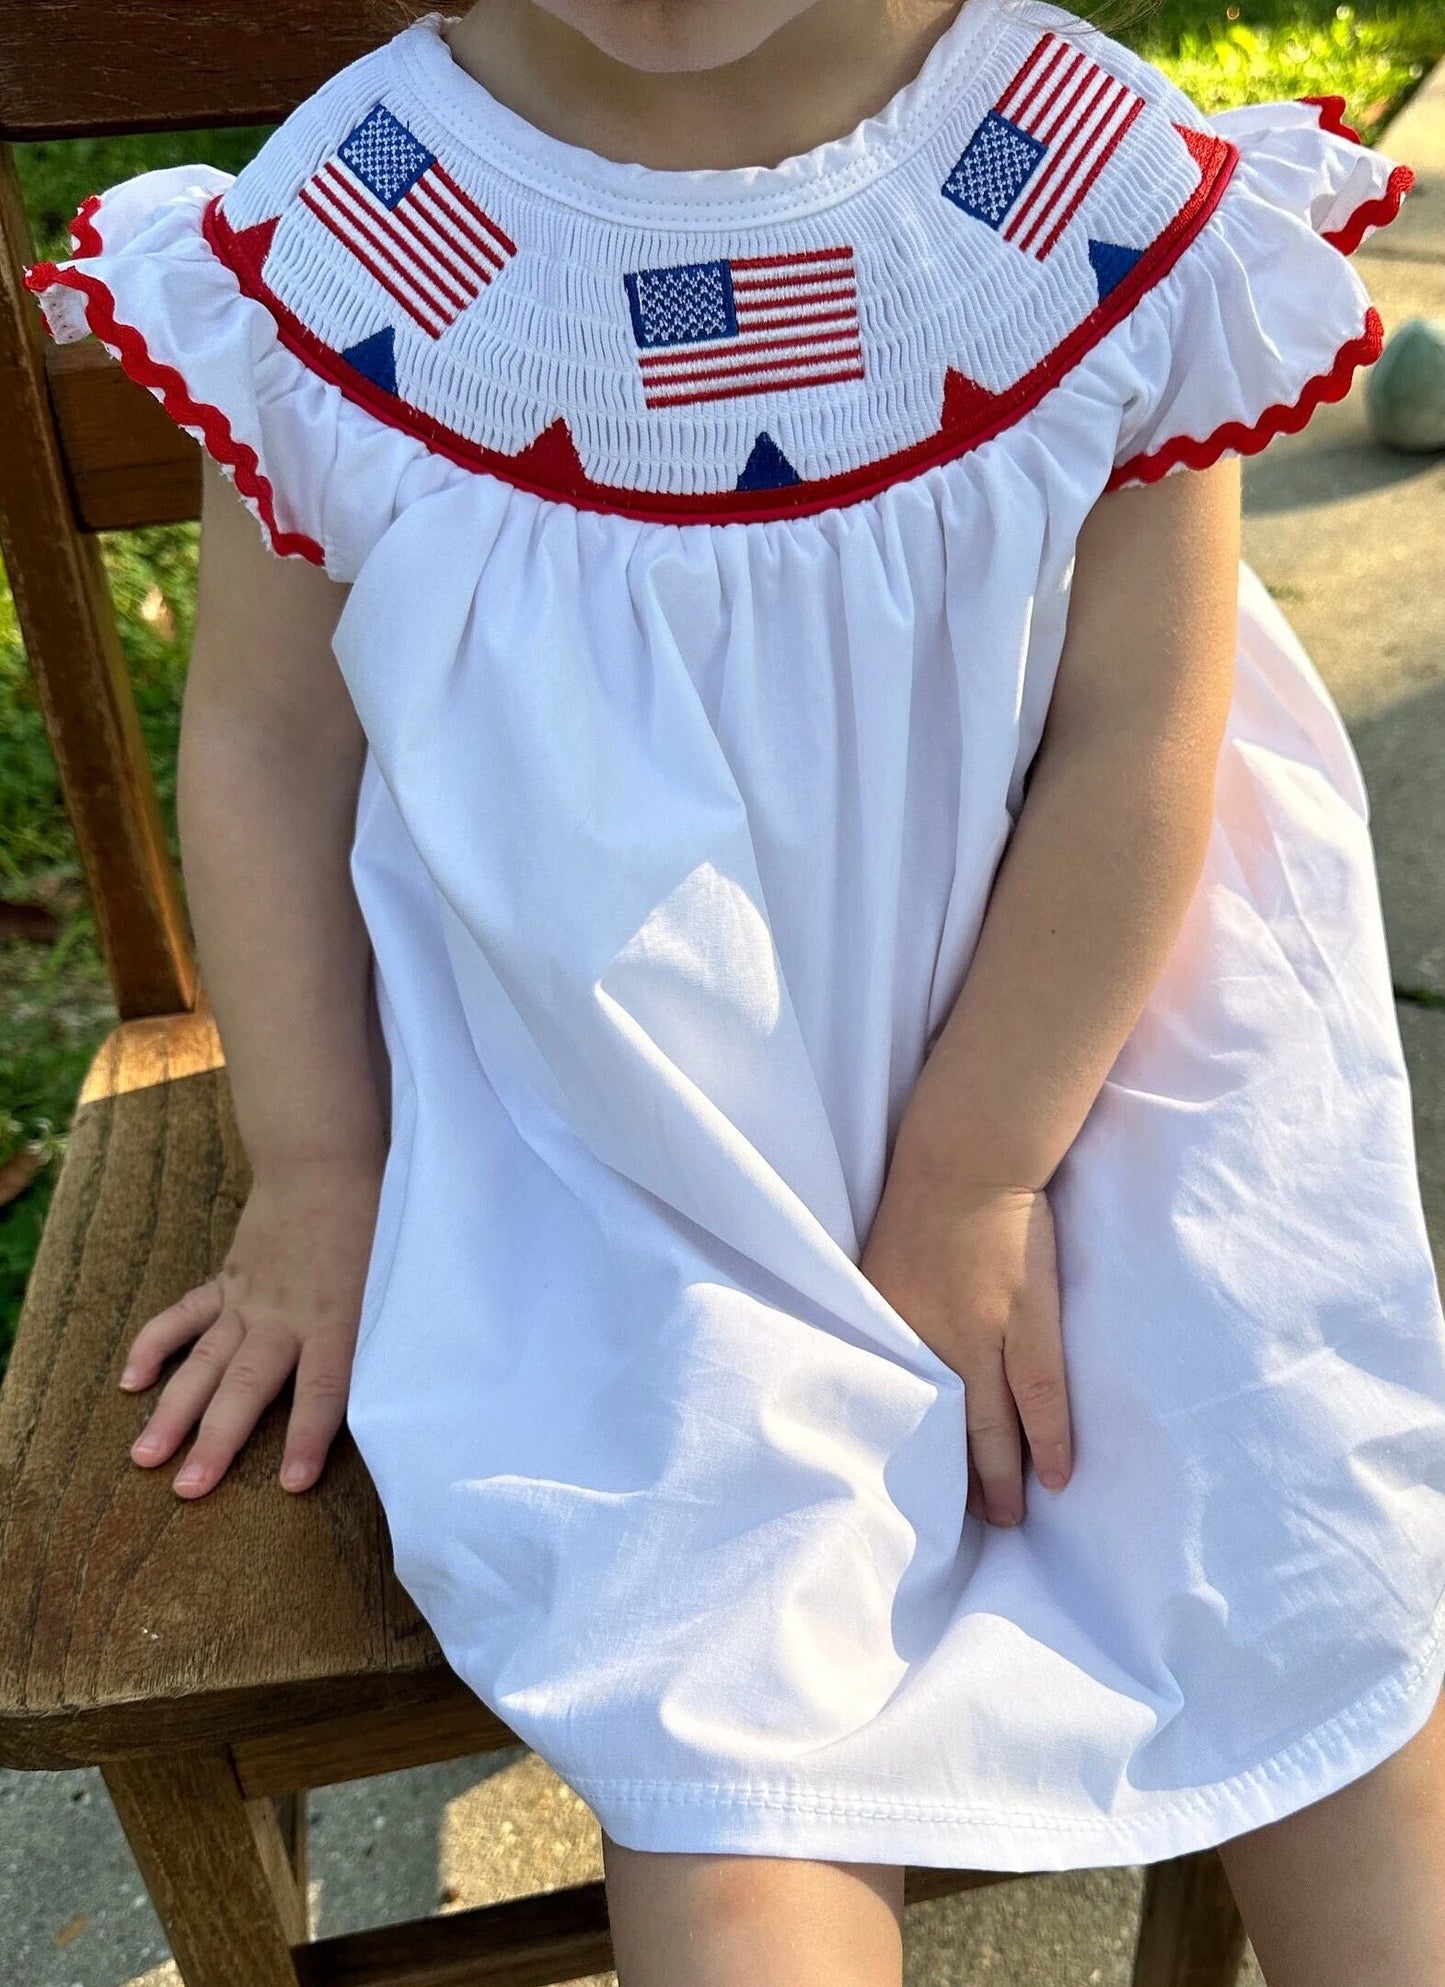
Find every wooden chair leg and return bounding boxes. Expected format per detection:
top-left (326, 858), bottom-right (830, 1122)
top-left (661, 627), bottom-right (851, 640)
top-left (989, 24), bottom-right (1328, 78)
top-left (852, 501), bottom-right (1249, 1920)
top-left (275, 1790), bottom-right (310, 1900)
top-left (102, 1749), bottom-right (306, 1986)
top-left (1132, 1849), bottom-right (1248, 1987)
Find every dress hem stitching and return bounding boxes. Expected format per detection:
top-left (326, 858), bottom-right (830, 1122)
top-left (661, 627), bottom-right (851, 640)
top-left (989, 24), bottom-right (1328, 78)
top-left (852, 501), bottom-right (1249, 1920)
top-left (559, 1581), bottom-right (1445, 1835)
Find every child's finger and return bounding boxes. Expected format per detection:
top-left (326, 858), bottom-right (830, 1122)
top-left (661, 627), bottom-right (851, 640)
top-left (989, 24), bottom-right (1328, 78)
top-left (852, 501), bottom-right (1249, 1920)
top-left (962, 1351), bottom-right (1025, 1526)
top-left (1002, 1304), bottom-right (1072, 1492)
top-left (120, 1278), bottom-right (226, 1388)
top-left (170, 1325), bottom-right (300, 1498)
top-left (128, 1310), bottom-right (244, 1469)
top-left (279, 1334), bottom-right (353, 1492)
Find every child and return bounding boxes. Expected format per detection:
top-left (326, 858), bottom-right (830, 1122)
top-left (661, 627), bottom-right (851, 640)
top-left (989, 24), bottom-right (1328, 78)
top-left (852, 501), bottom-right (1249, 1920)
top-left (26, 0), bottom-right (1445, 1978)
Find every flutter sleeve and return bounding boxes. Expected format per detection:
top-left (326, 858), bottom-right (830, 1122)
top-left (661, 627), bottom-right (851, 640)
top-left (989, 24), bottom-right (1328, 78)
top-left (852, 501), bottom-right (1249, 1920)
top-left (1105, 95), bottom-right (1413, 489)
top-left (22, 24), bottom-right (466, 587)
top-left (25, 163), bottom-right (350, 571)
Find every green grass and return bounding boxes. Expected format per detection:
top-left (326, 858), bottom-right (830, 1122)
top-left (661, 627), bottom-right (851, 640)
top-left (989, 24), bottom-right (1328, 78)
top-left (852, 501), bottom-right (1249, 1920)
top-left (1135, 0), bottom-right (1438, 124)
top-left (0, 1), bottom-right (1440, 1369)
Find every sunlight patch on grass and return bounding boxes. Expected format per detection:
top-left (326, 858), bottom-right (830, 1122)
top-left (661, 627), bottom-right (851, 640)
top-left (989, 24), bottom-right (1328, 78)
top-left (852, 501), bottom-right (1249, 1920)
top-left (1139, 4), bottom-right (1435, 134)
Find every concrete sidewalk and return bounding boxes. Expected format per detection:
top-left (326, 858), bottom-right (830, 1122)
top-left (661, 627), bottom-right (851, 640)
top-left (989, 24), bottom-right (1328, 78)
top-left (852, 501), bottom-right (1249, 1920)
top-left (5, 67), bottom-right (1444, 1987)
top-left (1242, 54), bottom-right (1445, 1271)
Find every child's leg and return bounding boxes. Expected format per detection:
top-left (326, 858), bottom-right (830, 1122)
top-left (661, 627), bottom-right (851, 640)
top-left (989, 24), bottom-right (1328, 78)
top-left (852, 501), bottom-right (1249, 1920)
top-left (1215, 1686), bottom-right (1445, 1987)
top-left (600, 1833), bottom-right (906, 1987)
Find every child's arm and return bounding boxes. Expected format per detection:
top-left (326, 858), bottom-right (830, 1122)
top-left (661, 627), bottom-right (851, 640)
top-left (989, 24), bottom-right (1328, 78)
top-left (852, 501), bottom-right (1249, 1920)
top-left (860, 456), bottom-right (1242, 1527)
top-left (120, 452), bottom-right (385, 1499)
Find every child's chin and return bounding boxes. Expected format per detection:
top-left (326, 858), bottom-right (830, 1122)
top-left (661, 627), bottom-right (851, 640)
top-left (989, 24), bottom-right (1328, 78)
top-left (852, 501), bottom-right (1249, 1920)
top-left (532, 0), bottom-right (818, 73)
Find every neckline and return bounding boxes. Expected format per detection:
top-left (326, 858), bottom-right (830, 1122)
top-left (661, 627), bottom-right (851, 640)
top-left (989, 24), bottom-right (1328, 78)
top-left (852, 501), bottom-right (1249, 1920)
top-left (392, 1), bottom-right (1012, 226)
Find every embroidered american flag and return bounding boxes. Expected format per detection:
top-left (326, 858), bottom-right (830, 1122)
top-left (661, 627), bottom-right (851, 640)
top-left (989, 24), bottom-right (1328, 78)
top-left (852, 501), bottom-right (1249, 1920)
top-left (941, 34), bottom-right (1144, 260)
top-left (623, 247), bottom-right (864, 410)
top-left (298, 103), bottom-right (515, 338)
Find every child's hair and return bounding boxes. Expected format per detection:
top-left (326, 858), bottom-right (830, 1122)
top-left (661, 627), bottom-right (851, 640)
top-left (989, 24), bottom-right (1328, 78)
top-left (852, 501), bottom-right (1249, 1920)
top-left (366, 0), bottom-right (1166, 48)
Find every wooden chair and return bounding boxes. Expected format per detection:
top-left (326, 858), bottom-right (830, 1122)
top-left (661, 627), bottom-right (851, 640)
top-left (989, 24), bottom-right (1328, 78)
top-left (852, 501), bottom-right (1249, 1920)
top-left (0, 5), bottom-right (1250, 1980)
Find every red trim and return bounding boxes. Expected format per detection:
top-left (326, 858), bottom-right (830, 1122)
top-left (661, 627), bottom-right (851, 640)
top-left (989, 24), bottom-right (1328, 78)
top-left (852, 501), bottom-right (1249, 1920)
top-left (22, 258), bottom-right (326, 565)
top-left (1294, 93), bottom-right (1415, 252)
top-left (20, 102), bottom-right (1415, 530)
top-left (1106, 306), bottom-right (1385, 490)
top-left (197, 125), bottom-right (1238, 525)
top-left (69, 192), bottom-right (105, 258)
top-left (1108, 100), bottom-right (1415, 493)
top-left (1322, 163), bottom-right (1414, 253)
top-left (1298, 93), bottom-right (1363, 144)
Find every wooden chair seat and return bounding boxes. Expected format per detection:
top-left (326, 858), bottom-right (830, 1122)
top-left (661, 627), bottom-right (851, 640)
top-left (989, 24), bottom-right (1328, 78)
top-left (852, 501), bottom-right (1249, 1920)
top-left (0, 1008), bottom-right (509, 1775)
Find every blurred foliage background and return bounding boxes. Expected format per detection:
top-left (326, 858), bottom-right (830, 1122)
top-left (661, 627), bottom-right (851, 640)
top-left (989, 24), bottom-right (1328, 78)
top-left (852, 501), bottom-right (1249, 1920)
top-left (1, 0), bottom-right (1440, 1367)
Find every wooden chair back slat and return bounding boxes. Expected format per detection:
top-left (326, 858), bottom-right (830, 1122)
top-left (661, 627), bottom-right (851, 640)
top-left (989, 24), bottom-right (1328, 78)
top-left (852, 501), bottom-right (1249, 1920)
top-left (0, 143), bottom-right (195, 1017)
top-left (0, 4), bottom-right (400, 1007)
top-left (47, 341), bottom-right (203, 533)
top-left (0, 1), bottom-right (386, 139)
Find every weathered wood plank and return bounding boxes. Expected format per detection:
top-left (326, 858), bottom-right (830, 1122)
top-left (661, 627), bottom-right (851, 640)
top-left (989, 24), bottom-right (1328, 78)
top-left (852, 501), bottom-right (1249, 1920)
top-left (0, 142), bottom-right (195, 1017)
top-left (295, 1879), bottom-right (614, 1987)
top-left (235, 1682), bottom-right (517, 1799)
top-left (0, 1), bottom-right (392, 138)
top-left (292, 1867), bottom-right (1024, 1987)
top-left (46, 340), bottom-right (204, 533)
top-left (1132, 1851), bottom-right (1247, 1987)
top-left (275, 1790), bottom-right (310, 1902)
top-left (104, 1749), bottom-right (305, 1985)
top-left (0, 1017), bottom-right (446, 1772)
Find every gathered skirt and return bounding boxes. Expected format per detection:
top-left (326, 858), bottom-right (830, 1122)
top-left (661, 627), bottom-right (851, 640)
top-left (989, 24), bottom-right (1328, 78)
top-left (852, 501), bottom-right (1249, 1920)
top-left (343, 546), bottom-right (1445, 1870)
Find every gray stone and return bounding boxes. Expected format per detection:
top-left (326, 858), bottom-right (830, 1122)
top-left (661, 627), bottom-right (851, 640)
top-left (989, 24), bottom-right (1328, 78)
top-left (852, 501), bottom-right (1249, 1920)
top-left (1366, 318), bottom-right (1445, 451)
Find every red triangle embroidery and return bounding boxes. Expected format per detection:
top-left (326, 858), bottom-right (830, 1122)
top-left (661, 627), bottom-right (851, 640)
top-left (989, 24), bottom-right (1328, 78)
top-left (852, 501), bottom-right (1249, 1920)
top-left (941, 367), bottom-right (1002, 433)
top-left (226, 215), bottom-right (279, 284)
top-left (1174, 122), bottom-right (1222, 173)
top-left (509, 417), bottom-right (591, 497)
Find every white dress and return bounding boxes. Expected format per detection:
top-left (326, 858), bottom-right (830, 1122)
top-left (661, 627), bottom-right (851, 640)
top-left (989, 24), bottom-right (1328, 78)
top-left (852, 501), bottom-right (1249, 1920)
top-left (29, 0), bottom-right (1445, 1871)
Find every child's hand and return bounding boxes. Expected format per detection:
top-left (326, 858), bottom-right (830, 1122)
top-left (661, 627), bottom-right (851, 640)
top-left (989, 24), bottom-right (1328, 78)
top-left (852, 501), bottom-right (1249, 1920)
top-left (858, 1165), bottom-right (1071, 1528)
top-left (119, 1159), bottom-right (383, 1500)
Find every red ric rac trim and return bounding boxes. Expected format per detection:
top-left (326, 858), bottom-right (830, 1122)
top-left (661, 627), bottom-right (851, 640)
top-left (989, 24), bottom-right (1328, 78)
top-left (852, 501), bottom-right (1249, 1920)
top-left (21, 257), bottom-right (326, 566)
top-left (1106, 307), bottom-right (1385, 490)
top-left (68, 192), bottom-right (106, 258)
top-left (1298, 93), bottom-right (1364, 144)
top-left (1322, 166), bottom-right (1414, 253)
top-left (201, 128), bottom-right (1240, 526)
top-left (1296, 94), bottom-right (1415, 252)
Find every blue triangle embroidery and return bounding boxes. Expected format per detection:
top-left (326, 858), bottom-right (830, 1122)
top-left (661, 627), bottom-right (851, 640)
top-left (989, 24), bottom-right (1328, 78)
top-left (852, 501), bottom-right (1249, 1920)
top-left (342, 327), bottom-right (398, 397)
top-left (1087, 239), bottom-right (1143, 303)
top-left (737, 432), bottom-right (802, 491)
